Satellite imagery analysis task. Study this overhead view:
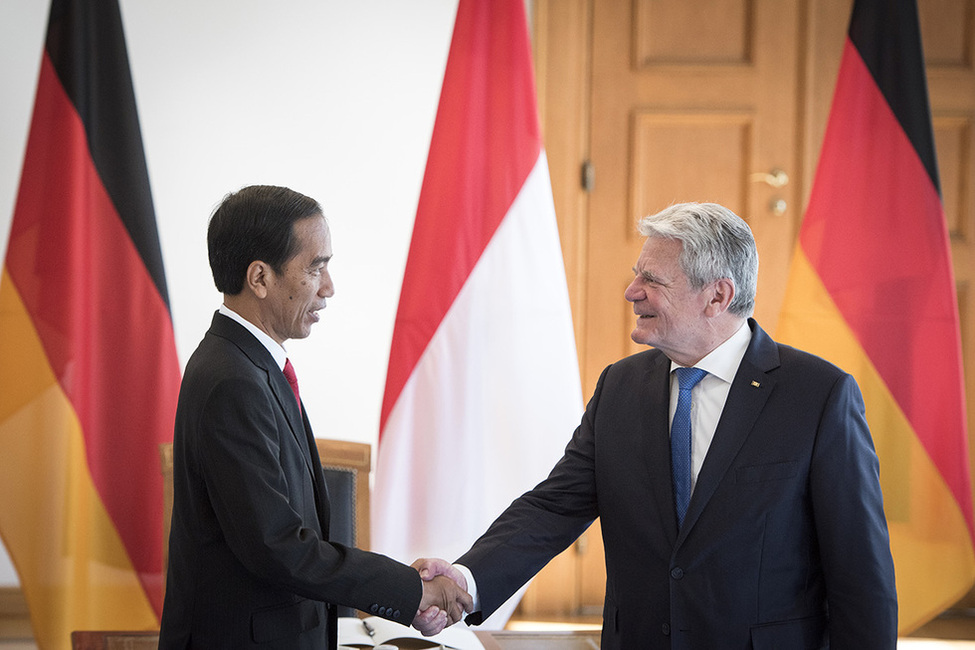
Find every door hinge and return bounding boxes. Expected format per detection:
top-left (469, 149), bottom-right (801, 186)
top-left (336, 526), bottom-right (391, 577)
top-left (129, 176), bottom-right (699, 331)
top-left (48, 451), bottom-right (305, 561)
top-left (581, 160), bottom-right (594, 193)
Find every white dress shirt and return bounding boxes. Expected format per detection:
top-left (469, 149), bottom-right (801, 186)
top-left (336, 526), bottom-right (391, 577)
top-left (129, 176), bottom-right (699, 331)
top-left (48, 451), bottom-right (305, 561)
top-left (670, 321), bottom-right (752, 495)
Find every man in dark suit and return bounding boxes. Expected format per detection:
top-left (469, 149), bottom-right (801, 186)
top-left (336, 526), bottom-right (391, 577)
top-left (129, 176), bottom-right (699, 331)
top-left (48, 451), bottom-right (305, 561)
top-left (416, 202), bottom-right (897, 648)
top-left (159, 185), bottom-right (471, 649)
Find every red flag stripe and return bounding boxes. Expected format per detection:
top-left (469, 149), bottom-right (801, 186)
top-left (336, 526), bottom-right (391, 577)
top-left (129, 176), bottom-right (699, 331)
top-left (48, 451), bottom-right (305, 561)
top-left (5, 52), bottom-right (180, 615)
top-left (379, 0), bottom-right (541, 434)
top-left (801, 40), bottom-right (972, 538)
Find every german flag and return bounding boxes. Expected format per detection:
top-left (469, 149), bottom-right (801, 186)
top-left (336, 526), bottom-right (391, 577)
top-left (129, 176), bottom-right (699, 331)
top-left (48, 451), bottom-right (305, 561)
top-left (0, 0), bottom-right (181, 647)
top-left (777, 0), bottom-right (974, 633)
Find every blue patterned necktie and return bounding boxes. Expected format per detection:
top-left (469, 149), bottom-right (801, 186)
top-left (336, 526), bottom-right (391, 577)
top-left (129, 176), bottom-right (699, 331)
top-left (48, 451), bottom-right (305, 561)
top-left (672, 367), bottom-right (707, 527)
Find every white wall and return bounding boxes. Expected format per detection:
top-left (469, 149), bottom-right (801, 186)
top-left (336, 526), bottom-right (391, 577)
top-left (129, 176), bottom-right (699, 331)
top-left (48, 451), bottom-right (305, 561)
top-left (0, 0), bottom-right (459, 587)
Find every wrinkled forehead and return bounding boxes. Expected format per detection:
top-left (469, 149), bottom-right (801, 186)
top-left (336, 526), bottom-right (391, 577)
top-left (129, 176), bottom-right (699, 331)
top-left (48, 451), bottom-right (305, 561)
top-left (638, 235), bottom-right (683, 262)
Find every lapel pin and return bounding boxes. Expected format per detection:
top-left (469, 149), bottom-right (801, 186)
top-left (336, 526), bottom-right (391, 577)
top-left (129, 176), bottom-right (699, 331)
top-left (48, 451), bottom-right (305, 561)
top-left (751, 380), bottom-right (761, 388)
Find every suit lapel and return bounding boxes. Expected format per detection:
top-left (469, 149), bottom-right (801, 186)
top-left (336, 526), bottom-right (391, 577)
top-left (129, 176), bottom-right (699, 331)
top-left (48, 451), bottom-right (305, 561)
top-left (272, 376), bottom-right (317, 477)
top-left (677, 320), bottom-right (780, 542)
top-left (210, 312), bottom-right (332, 540)
top-left (640, 352), bottom-right (681, 544)
top-left (302, 408), bottom-right (332, 536)
top-left (210, 313), bottom-right (320, 484)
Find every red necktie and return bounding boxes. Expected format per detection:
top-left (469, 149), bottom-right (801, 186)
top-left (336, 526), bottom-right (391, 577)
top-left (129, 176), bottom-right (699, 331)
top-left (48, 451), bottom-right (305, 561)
top-left (283, 359), bottom-right (301, 412)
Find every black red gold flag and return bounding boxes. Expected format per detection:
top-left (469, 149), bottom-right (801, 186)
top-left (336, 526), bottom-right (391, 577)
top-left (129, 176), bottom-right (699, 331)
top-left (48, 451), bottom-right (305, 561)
top-left (0, 0), bottom-right (181, 646)
top-left (778, 0), bottom-right (973, 632)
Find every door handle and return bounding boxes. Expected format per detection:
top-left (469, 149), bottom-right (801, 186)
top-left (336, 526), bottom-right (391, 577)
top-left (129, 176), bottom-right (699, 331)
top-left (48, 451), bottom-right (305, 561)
top-left (750, 168), bottom-right (789, 188)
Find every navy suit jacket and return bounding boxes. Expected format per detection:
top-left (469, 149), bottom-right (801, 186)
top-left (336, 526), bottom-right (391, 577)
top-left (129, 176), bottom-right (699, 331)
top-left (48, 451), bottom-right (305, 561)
top-left (159, 313), bottom-right (420, 649)
top-left (458, 320), bottom-right (897, 649)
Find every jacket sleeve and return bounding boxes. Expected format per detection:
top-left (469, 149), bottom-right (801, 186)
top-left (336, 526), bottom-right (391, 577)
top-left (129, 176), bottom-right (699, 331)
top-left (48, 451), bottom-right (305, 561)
top-left (457, 366), bottom-right (608, 621)
top-left (809, 372), bottom-right (897, 646)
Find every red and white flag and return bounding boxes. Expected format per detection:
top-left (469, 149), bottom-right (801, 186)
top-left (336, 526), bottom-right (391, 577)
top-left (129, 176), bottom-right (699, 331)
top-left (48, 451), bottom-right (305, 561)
top-left (372, 0), bottom-right (583, 627)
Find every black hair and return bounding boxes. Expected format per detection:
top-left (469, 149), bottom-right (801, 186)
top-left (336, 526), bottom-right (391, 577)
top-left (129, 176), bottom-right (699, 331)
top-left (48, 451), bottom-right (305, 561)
top-left (207, 185), bottom-right (322, 294)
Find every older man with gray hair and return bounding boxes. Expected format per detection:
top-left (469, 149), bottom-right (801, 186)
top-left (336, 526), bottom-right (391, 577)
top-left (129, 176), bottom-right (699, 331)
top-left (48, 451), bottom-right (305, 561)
top-left (418, 202), bottom-right (897, 648)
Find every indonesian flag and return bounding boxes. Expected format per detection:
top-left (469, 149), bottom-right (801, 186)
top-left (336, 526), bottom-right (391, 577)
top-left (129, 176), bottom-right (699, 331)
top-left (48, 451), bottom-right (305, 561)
top-left (777, 0), bottom-right (974, 633)
top-left (372, 0), bottom-right (583, 626)
top-left (0, 0), bottom-right (181, 647)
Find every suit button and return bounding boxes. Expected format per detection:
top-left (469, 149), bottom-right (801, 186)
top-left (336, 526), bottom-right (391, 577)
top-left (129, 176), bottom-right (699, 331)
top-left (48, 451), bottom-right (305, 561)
top-left (671, 567), bottom-right (684, 580)
top-left (393, 610), bottom-right (401, 618)
top-left (662, 623), bottom-right (671, 636)
top-left (370, 604), bottom-right (379, 614)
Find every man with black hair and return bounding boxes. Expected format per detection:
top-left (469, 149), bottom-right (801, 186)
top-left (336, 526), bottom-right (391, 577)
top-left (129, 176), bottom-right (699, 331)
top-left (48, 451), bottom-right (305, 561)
top-left (160, 185), bottom-right (470, 649)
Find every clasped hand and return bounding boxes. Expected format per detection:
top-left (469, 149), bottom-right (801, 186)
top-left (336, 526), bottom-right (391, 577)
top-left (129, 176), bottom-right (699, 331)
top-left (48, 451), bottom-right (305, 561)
top-left (410, 557), bottom-right (472, 636)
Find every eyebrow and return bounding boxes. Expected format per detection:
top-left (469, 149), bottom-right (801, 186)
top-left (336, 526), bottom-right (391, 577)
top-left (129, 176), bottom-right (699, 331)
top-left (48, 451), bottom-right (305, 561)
top-left (633, 266), bottom-right (667, 284)
top-left (310, 255), bottom-right (331, 267)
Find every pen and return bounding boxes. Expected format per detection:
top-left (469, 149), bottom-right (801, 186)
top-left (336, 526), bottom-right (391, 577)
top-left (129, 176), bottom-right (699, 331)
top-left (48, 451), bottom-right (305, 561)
top-left (362, 619), bottom-right (376, 638)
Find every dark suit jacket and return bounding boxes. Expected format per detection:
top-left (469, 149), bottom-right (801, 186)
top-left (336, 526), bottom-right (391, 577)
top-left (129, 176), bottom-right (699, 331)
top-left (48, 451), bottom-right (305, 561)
top-left (159, 313), bottom-right (420, 649)
top-left (457, 320), bottom-right (897, 649)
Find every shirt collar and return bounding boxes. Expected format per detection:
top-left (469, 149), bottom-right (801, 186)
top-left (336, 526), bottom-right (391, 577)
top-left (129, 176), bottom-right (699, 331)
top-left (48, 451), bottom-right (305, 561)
top-left (670, 320), bottom-right (751, 384)
top-left (218, 304), bottom-right (288, 371)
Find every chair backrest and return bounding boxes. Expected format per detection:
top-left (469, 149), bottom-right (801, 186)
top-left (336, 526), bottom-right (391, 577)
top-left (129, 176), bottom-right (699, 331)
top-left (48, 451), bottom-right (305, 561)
top-left (159, 437), bottom-right (372, 584)
top-left (314, 438), bottom-right (371, 618)
top-left (315, 438), bottom-right (371, 551)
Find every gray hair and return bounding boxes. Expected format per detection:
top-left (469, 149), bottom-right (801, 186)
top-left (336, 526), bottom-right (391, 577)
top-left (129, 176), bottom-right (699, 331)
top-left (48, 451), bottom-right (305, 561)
top-left (638, 202), bottom-right (758, 317)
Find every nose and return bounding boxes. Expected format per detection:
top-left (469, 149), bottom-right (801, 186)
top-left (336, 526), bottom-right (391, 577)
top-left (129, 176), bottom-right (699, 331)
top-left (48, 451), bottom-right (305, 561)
top-left (320, 269), bottom-right (335, 298)
top-left (624, 276), bottom-right (642, 303)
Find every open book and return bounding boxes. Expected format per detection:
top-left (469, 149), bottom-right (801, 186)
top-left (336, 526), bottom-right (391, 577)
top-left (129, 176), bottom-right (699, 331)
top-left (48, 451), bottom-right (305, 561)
top-left (338, 616), bottom-right (484, 650)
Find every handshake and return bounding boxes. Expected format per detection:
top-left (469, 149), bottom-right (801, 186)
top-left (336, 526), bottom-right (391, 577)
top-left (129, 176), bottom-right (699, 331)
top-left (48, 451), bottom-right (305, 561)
top-left (410, 557), bottom-right (473, 636)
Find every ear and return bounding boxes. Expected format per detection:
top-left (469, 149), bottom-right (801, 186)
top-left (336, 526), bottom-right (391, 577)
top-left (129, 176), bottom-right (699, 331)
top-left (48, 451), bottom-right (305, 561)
top-left (704, 278), bottom-right (735, 316)
top-left (245, 260), bottom-right (271, 299)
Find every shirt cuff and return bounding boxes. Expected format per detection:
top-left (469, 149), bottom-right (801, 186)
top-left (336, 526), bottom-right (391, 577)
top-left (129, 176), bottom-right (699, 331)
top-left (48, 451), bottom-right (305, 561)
top-left (454, 563), bottom-right (480, 615)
